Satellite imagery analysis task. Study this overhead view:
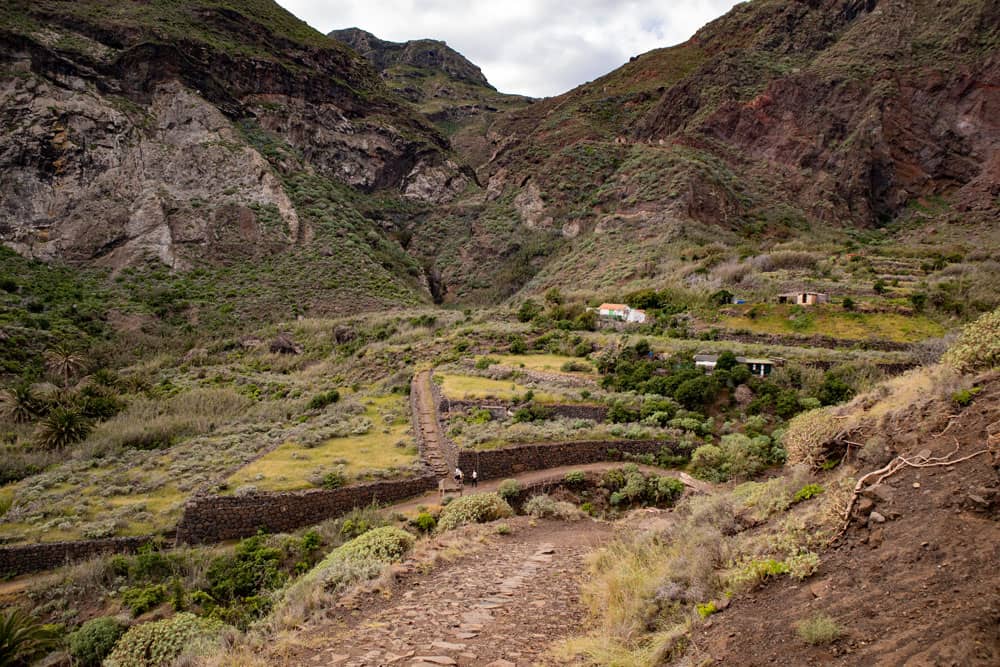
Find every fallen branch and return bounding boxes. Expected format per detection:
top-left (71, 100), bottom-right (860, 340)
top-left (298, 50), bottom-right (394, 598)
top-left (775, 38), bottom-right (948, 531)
top-left (832, 444), bottom-right (994, 543)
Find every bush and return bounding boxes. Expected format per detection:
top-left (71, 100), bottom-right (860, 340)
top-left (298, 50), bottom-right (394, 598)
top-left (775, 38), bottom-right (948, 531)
top-left (295, 526), bottom-right (413, 598)
top-left (796, 614), bottom-right (843, 644)
top-left (952, 387), bottom-right (982, 407)
top-left (792, 483), bottom-right (824, 503)
top-left (475, 356), bottom-right (499, 370)
top-left (104, 613), bottom-right (226, 667)
top-left (496, 479), bottom-right (521, 501)
top-left (121, 584), bottom-right (167, 616)
top-left (413, 512), bottom-right (437, 533)
top-left (564, 470), bottom-right (586, 485)
top-left (509, 336), bottom-right (527, 354)
top-left (561, 360), bottom-right (592, 373)
top-left (69, 616), bottom-right (126, 666)
top-left (696, 601), bottom-right (718, 618)
top-left (943, 308), bottom-right (1000, 372)
top-left (784, 408), bottom-right (842, 469)
top-left (437, 493), bottom-right (514, 532)
top-left (523, 494), bottom-right (583, 520)
top-left (307, 389), bottom-right (340, 410)
top-left (785, 551), bottom-right (821, 580)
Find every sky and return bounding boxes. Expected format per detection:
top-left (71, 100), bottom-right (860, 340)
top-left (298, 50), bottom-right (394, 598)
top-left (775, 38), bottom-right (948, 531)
top-left (276, 1), bottom-right (743, 97)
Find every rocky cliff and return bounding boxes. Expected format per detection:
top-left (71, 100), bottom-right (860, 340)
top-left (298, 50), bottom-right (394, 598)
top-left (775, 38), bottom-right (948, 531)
top-left (0, 0), bottom-right (468, 274)
top-left (424, 0), bottom-right (996, 300)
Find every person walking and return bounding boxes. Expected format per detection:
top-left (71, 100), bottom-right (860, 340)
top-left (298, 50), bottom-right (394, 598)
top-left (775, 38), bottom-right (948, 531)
top-left (471, 470), bottom-right (478, 488)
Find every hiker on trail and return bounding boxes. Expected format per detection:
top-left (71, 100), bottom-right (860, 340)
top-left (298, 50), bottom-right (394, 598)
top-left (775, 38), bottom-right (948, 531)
top-left (471, 470), bottom-right (478, 488)
top-left (454, 467), bottom-right (463, 485)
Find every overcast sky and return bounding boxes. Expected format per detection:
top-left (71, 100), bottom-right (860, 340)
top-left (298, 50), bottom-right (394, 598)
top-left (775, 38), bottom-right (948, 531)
top-left (276, 1), bottom-right (742, 97)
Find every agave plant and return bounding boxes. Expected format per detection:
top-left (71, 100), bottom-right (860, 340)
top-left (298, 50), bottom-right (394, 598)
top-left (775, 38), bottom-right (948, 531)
top-left (35, 406), bottom-right (91, 449)
top-left (0, 608), bottom-right (59, 666)
top-left (0, 385), bottom-right (44, 424)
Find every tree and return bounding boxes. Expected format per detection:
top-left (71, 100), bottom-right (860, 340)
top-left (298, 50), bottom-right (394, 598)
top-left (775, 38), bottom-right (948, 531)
top-left (909, 292), bottom-right (927, 312)
top-left (35, 406), bottom-right (91, 449)
top-left (44, 346), bottom-right (85, 387)
top-left (842, 297), bottom-right (855, 311)
top-left (873, 279), bottom-right (887, 295)
top-left (0, 609), bottom-right (59, 666)
top-left (716, 350), bottom-right (738, 371)
top-left (0, 384), bottom-right (44, 424)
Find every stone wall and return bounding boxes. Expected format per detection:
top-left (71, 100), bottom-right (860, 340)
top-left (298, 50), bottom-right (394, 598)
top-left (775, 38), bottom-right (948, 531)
top-left (175, 474), bottom-right (437, 543)
top-left (0, 536), bottom-right (153, 577)
top-left (457, 440), bottom-right (675, 480)
top-left (442, 400), bottom-right (608, 423)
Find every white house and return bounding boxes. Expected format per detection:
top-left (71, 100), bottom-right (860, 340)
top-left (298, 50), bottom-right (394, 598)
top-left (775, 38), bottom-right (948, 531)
top-left (694, 354), bottom-right (776, 377)
top-left (598, 303), bottom-right (647, 324)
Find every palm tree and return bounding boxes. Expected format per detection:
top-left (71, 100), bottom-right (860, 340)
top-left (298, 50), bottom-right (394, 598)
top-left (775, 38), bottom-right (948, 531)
top-left (34, 406), bottom-right (91, 449)
top-left (0, 608), bottom-right (58, 666)
top-left (0, 385), bottom-right (43, 424)
top-left (44, 346), bottom-right (86, 387)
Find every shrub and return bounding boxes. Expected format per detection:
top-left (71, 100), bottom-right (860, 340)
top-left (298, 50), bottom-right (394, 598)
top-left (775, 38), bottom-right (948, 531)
top-left (0, 609), bottom-right (59, 665)
top-left (564, 470), bottom-right (587, 485)
top-left (320, 471), bottom-right (347, 489)
top-left (307, 389), bottom-right (340, 411)
top-left (842, 296), bottom-right (855, 311)
top-left (696, 601), bottom-right (718, 618)
top-left (952, 387), bottom-right (982, 407)
top-left (475, 356), bottom-right (499, 370)
top-left (523, 494), bottom-right (583, 520)
top-left (943, 308), bottom-right (1000, 372)
top-left (437, 493), bottom-right (513, 532)
top-left (121, 584), bottom-right (167, 615)
top-left (792, 483), bottom-right (824, 503)
top-left (561, 360), bottom-right (593, 373)
top-left (104, 613), bottom-right (226, 667)
top-left (496, 479), bottom-right (521, 501)
top-left (204, 534), bottom-right (284, 612)
top-left (69, 616), bottom-right (126, 666)
top-left (690, 445), bottom-right (726, 482)
top-left (336, 525), bottom-right (414, 562)
top-left (796, 614), bottom-right (843, 645)
top-left (785, 551), bottom-right (821, 580)
top-left (509, 336), bottom-right (527, 354)
top-left (413, 512), bottom-right (436, 533)
top-left (784, 408), bottom-right (842, 469)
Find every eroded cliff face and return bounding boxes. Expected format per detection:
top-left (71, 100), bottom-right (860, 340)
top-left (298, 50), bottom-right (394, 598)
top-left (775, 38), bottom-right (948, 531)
top-left (0, 1), bottom-right (466, 271)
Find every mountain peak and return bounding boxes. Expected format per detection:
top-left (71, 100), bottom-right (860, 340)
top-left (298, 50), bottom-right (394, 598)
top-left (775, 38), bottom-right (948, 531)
top-left (329, 27), bottom-right (494, 90)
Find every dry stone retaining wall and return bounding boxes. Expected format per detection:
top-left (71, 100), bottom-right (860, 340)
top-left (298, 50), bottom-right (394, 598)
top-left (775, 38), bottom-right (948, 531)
top-left (0, 536), bottom-right (153, 577)
top-left (175, 474), bottom-right (437, 543)
top-left (457, 440), bottom-right (676, 480)
top-left (442, 400), bottom-right (608, 423)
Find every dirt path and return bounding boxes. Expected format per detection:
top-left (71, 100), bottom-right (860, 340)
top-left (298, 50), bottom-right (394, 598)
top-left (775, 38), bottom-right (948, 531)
top-left (279, 517), bottom-right (612, 666)
top-left (412, 370), bottom-right (451, 478)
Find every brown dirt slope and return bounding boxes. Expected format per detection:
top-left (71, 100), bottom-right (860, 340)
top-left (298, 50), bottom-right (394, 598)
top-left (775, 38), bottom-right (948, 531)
top-left (693, 374), bottom-right (1000, 665)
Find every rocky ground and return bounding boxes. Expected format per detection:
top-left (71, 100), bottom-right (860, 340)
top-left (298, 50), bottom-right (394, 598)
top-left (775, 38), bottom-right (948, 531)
top-left (277, 517), bottom-right (612, 666)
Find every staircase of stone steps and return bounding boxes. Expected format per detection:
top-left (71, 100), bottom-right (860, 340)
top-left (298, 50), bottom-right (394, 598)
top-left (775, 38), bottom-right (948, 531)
top-left (411, 370), bottom-right (452, 480)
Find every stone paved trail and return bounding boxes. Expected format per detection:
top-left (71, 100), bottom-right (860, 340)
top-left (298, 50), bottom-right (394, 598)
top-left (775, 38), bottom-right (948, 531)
top-left (281, 519), bottom-right (613, 666)
top-left (412, 369), bottom-right (450, 479)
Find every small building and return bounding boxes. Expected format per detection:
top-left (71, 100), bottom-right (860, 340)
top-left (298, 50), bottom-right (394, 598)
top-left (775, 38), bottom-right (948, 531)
top-left (694, 354), bottom-right (776, 377)
top-left (778, 291), bottom-right (830, 306)
top-left (597, 303), bottom-right (647, 324)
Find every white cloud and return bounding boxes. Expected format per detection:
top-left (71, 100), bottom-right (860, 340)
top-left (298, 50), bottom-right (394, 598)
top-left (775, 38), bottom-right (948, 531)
top-left (275, 0), bottom-right (742, 97)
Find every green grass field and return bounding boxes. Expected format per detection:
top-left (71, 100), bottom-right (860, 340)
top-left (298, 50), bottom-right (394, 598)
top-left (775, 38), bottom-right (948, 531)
top-left (491, 353), bottom-right (596, 375)
top-left (437, 373), bottom-right (562, 403)
top-left (721, 305), bottom-right (945, 342)
top-left (227, 395), bottom-right (419, 492)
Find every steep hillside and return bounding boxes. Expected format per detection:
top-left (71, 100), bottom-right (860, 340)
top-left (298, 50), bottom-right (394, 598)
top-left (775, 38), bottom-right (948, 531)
top-left (329, 28), bottom-right (530, 124)
top-left (415, 0), bottom-right (999, 302)
top-left (0, 0), bottom-right (472, 319)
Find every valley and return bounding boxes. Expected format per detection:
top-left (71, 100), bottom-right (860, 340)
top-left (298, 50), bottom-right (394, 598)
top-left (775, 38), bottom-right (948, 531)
top-left (0, 0), bottom-right (997, 665)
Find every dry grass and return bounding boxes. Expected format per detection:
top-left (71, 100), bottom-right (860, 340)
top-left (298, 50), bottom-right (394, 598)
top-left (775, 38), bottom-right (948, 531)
top-left (492, 354), bottom-right (596, 375)
top-left (721, 305), bottom-right (945, 342)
